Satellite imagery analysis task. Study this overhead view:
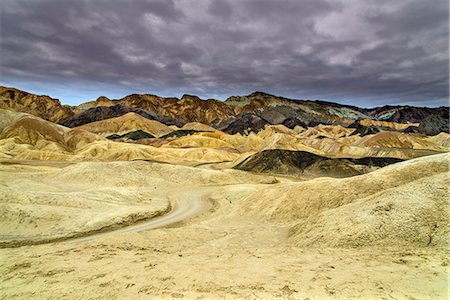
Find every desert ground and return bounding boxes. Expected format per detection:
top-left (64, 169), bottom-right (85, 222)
top-left (0, 153), bottom-right (448, 299)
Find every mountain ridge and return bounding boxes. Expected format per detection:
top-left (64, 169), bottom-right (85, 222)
top-left (1, 86), bottom-right (448, 135)
top-left (2, 86), bottom-right (448, 109)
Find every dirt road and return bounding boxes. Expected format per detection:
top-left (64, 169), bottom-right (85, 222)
top-left (69, 187), bottom-right (213, 244)
top-left (0, 187), bottom-right (213, 248)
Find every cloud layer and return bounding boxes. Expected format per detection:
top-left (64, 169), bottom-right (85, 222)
top-left (1, 0), bottom-right (448, 106)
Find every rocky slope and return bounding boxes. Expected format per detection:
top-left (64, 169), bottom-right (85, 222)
top-left (61, 94), bottom-right (239, 128)
top-left (59, 104), bottom-right (184, 128)
top-left (0, 87), bottom-right (74, 122)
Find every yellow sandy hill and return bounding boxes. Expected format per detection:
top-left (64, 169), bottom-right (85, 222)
top-left (75, 112), bottom-right (174, 137)
top-left (181, 122), bottom-right (217, 132)
top-left (256, 124), bottom-right (294, 138)
top-left (0, 108), bottom-right (447, 163)
top-left (0, 110), bottom-right (91, 158)
top-left (299, 124), bottom-right (355, 138)
top-left (353, 131), bottom-right (446, 151)
top-left (426, 132), bottom-right (450, 148)
top-left (0, 110), bottom-right (241, 163)
top-left (359, 119), bottom-right (419, 130)
top-left (0, 109), bottom-right (104, 156)
top-left (75, 141), bottom-right (240, 164)
top-left (162, 135), bottom-right (235, 149)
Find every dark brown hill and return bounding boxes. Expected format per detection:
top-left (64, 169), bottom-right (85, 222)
top-left (222, 113), bottom-right (271, 135)
top-left (234, 149), bottom-right (403, 177)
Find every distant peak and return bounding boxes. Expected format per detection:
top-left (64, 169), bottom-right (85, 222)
top-left (248, 91), bottom-right (276, 98)
top-left (181, 94), bottom-right (201, 101)
top-left (96, 96), bottom-right (111, 102)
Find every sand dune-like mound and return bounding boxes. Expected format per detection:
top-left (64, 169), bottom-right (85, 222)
top-left (181, 122), bottom-right (217, 132)
top-left (1, 116), bottom-right (68, 146)
top-left (0, 110), bottom-right (242, 163)
top-left (299, 124), bottom-right (355, 138)
top-left (75, 112), bottom-right (174, 137)
top-left (298, 135), bottom-right (444, 159)
top-left (0, 142), bottom-right (73, 160)
top-left (289, 172), bottom-right (448, 248)
top-left (0, 110), bottom-right (105, 154)
top-left (212, 130), bottom-right (322, 154)
top-left (219, 132), bottom-right (265, 153)
top-left (353, 131), bottom-right (446, 151)
top-left (256, 124), bottom-right (294, 138)
top-left (63, 128), bottom-right (107, 149)
top-left (0, 110), bottom-right (103, 151)
top-left (55, 160), bottom-right (275, 187)
top-left (0, 109), bottom-right (446, 164)
top-left (359, 119), bottom-right (419, 130)
top-left (294, 128), bottom-right (448, 160)
top-left (162, 135), bottom-right (235, 149)
top-left (74, 141), bottom-right (240, 164)
top-left (234, 149), bottom-right (403, 177)
top-left (292, 125), bottom-right (306, 134)
top-left (238, 153), bottom-right (449, 247)
top-left (217, 127), bottom-right (434, 159)
top-left (426, 132), bottom-right (450, 148)
top-left (0, 109), bottom-right (27, 133)
top-left (197, 131), bottom-right (228, 139)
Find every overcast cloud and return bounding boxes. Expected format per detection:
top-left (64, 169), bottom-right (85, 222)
top-left (0, 0), bottom-right (448, 107)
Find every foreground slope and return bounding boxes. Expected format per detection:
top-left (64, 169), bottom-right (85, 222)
top-left (0, 160), bottom-right (275, 246)
top-left (238, 153), bottom-right (449, 248)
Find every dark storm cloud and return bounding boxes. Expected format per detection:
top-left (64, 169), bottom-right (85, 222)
top-left (0, 0), bottom-right (448, 106)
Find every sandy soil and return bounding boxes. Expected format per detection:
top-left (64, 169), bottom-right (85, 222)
top-left (0, 156), bottom-right (448, 299)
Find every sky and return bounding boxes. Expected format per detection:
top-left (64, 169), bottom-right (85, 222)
top-left (0, 0), bottom-right (448, 107)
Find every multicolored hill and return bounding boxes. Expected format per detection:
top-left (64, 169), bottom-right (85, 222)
top-left (1, 86), bottom-right (448, 135)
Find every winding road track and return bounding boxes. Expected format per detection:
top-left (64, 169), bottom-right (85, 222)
top-left (0, 187), bottom-right (213, 248)
top-left (69, 187), bottom-right (213, 244)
